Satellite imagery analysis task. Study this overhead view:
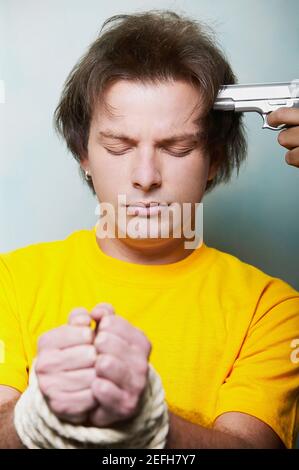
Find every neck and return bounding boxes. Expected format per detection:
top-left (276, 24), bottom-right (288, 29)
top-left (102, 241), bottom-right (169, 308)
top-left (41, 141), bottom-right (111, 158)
top-left (96, 236), bottom-right (195, 265)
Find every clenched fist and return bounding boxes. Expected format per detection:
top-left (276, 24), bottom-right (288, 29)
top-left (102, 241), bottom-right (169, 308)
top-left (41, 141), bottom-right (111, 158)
top-left (89, 307), bottom-right (152, 427)
top-left (35, 303), bottom-right (152, 428)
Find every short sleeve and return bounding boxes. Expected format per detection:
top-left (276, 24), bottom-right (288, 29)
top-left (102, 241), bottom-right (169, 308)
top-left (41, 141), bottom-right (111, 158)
top-left (0, 255), bottom-right (29, 392)
top-left (213, 280), bottom-right (299, 449)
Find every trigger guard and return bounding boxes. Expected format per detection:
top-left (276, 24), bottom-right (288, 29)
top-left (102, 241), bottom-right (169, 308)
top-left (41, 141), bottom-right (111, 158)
top-left (262, 113), bottom-right (287, 131)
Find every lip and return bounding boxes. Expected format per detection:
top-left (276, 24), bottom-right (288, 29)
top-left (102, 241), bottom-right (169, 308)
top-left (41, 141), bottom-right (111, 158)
top-left (126, 202), bottom-right (171, 217)
top-left (125, 202), bottom-right (170, 208)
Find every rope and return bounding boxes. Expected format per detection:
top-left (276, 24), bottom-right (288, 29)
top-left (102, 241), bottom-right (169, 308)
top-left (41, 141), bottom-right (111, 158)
top-left (14, 359), bottom-right (169, 449)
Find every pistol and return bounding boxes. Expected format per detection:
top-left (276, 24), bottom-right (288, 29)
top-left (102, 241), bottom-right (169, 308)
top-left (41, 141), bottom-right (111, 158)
top-left (213, 79), bottom-right (299, 130)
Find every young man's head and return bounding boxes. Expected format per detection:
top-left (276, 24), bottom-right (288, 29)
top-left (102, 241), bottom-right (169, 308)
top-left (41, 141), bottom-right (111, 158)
top-left (54, 10), bottom-right (247, 253)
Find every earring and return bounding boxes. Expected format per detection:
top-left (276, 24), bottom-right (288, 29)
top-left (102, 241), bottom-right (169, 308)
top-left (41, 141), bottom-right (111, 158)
top-left (85, 169), bottom-right (92, 181)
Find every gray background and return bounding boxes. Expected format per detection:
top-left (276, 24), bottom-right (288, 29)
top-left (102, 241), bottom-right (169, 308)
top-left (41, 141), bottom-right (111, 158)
top-left (0, 0), bottom-right (299, 291)
top-left (0, 0), bottom-right (298, 448)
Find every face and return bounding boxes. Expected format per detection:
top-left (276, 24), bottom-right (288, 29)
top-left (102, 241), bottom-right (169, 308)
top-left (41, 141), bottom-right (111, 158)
top-left (82, 79), bottom-right (217, 249)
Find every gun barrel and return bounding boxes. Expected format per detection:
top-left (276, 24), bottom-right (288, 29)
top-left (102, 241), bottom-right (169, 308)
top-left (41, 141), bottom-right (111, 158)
top-left (214, 81), bottom-right (299, 103)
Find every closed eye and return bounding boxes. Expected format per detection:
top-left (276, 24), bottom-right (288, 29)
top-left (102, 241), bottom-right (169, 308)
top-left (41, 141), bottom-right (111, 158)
top-left (105, 148), bottom-right (194, 157)
top-left (105, 148), bottom-right (132, 156)
top-left (165, 149), bottom-right (194, 157)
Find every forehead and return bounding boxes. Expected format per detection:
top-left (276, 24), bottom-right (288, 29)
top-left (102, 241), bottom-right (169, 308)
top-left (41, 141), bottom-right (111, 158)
top-left (92, 79), bottom-right (204, 132)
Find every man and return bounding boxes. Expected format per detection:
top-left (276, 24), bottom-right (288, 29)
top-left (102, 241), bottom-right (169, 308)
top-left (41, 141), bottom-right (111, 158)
top-left (0, 10), bottom-right (298, 449)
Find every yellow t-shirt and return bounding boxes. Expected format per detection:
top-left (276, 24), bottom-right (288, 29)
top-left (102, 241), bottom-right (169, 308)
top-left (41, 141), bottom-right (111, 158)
top-left (0, 226), bottom-right (298, 448)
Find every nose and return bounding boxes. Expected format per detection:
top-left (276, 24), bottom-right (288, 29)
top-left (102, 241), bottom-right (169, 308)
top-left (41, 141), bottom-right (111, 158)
top-left (131, 149), bottom-right (162, 192)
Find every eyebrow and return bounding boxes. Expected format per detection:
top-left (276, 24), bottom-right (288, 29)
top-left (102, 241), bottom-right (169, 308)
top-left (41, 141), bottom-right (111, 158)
top-left (98, 130), bottom-right (201, 145)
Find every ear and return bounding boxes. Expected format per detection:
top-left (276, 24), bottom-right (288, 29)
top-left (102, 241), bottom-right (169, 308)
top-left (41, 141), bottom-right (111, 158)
top-left (207, 146), bottom-right (222, 181)
top-left (80, 157), bottom-right (89, 173)
top-left (207, 160), bottom-right (220, 181)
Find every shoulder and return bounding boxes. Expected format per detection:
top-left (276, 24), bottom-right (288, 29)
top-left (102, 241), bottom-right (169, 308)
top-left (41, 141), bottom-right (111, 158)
top-left (204, 244), bottom-right (299, 315)
top-left (209, 243), bottom-right (298, 290)
top-left (0, 227), bottom-right (94, 278)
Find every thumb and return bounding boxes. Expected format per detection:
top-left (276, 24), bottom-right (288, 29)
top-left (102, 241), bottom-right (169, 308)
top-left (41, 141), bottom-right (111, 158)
top-left (68, 307), bottom-right (92, 327)
top-left (89, 303), bottom-right (115, 328)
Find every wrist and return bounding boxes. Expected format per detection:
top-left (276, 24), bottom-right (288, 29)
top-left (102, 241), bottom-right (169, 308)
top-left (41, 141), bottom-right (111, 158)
top-left (15, 359), bottom-right (169, 448)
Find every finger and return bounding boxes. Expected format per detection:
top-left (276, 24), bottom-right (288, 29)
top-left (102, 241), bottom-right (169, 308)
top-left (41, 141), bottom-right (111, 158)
top-left (285, 148), bottom-right (299, 168)
top-left (95, 353), bottom-right (147, 393)
top-left (267, 107), bottom-right (299, 128)
top-left (36, 344), bottom-right (97, 374)
top-left (68, 307), bottom-right (92, 327)
top-left (49, 388), bottom-right (97, 420)
top-left (39, 367), bottom-right (97, 393)
top-left (87, 404), bottom-right (121, 427)
top-left (91, 377), bottom-right (134, 421)
top-left (95, 353), bottom-right (129, 390)
top-left (99, 315), bottom-right (152, 358)
top-left (94, 330), bottom-right (147, 380)
top-left (37, 324), bottom-right (93, 351)
top-left (89, 302), bottom-right (115, 324)
top-left (277, 126), bottom-right (299, 150)
top-left (94, 329), bottom-right (130, 359)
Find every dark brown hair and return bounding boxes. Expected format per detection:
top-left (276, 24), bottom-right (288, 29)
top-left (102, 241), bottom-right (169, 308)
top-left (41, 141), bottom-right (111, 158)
top-left (54, 9), bottom-right (247, 195)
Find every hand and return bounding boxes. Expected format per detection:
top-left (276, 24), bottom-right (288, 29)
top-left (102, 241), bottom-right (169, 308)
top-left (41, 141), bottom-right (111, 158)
top-left (267, 107), bottom-right (299, 167)
top-left (88, 305), bottom-right (152, 427)
top-left (35, 307), bottom-right (98, 424)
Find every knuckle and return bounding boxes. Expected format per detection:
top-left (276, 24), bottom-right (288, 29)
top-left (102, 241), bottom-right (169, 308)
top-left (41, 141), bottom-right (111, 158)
top-left (96, 354), bottom-right (113, 374)
top-left (86, 344), bottom-right (97, 363)
top-left (92, 377), bottom-right (110, 397)
top-left (95, 331), bottom-right (109, 350)
top-left (136, 359), bottom-right (149, 376)
top-left (50, 398), bottom-right (69, 415)
top-left (121, 395), bottom-right (138, 417)
top-left (62, 325), bottom-right (92, 344)
top-left (134, 375), bottom-right (147, 394)
top-left (35, 351), bottom-right (56, 374)
top-left (140, 331), bottom-right (152, 356)
top-left (99, 380), bottom-right (111, 395)
top-left (37, 375), bottom-right (52, 397)
top-left (276, 108), bottom-right (287, 122)
top-left (101, 315), bottom-right (113, 330)
top-left (60, 343), bottom-right (95, 366)
top-left (63, 325), bottom-right (77, 341)
top-left (49, 394), bottom-right (88, 417)
top-left (80, 326), bottom-right (93, 343)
